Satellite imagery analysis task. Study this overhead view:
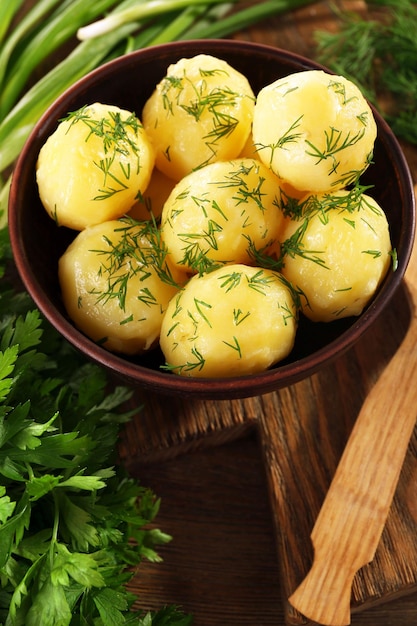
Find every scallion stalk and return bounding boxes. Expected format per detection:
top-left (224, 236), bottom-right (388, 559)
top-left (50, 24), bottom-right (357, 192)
top-left (0, 0), bottom-right (62, 92)
top-left (0, 22), bottom-right (139, 174)
top-left (0, 0), bottom-right (122, 118)
top-left (77, 0), bottom-right (234, 40)
top-left (0, 0), bottom-right (25, 46)
top-left (144, 4), bottom-right (213, 46)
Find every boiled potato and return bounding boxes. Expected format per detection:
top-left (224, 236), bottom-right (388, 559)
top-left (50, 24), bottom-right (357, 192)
top-left (238, 131), bottom-right (259, 160)
top-left (280, 189), bottom-right (392, 322)
top-left (160, 264), bottom-right (298, 377)
top-left (252, 70), bottom-right (377, 193)
top-left (37, 103), bottom-right (154, 230)
top-left (160, 158), bottom-right (286, 274)
top-left (127, 167), bottom-right (176, 222)
top-left (58, 218), bottom-right (184, 354)
top-left (142, 54), bottom-right (255, 181)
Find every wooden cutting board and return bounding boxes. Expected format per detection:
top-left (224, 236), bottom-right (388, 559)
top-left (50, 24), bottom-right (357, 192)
top-left (120, 269), bottom-right (417, 625)
top-left (118, 2), bottom-right (417, 624)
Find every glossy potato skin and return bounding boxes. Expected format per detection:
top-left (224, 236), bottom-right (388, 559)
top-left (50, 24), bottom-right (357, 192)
top-left (41, 61), bottom-right (391, 375)
top-left (280, 190), bottom-right (392, 322)
top-left (59, 219), bottom-right (183, 354)
top-left (160, 158), bottom-right (286, 274)
top-left (37, 103), bottom-right (154, 230)
top-left (142, 54), bottom-right (255, 181)
top-left (252, 70), bottom-right (377, 193)
top-left (160, 264), bottom-right (298, 377)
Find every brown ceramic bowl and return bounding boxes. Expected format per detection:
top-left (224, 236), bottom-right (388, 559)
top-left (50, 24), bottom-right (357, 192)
top-left (8, 40), bottom-right (415, 399)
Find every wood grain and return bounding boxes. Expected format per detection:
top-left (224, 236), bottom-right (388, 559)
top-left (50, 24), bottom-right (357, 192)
top-left (288, 238), bottom-right (417, 625)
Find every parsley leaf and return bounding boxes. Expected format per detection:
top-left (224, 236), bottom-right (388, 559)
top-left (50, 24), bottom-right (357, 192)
top-left (0, 227), bottom-right (192, 625)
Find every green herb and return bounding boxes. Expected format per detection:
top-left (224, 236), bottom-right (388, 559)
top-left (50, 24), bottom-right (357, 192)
top-left (0, 228), bottom-right (192, 625)
top-left (254, 115), bottom-right (304, 167)
top-left (0, 1), bottom-right (24, 48)
top-left (314, 0), bottom-right (417, 144)
top-left (246, 268), bottom-right (275, 295)
top-left (91, 217), bottom-right (181, 311)
top-left (77, 0), bottom-right (230, 40)
top-left (162, 346), bottom-right (206, 374)
top-left (159, 71), bottom-right (252, 169)
top-left (64, 105), bottom-right (145, 201)
top-left (304, 126), bottom-right (367, 175)
top-left (0, 0), bottom-right (123, 119)
top-left (180, 0), bottom-right (314, 40)
top-left (233, 308), bottom-right (250, 325)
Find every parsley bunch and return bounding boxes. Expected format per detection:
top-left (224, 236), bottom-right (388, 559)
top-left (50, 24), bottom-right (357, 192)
top-left (0, 228), bottom-right (191, 625)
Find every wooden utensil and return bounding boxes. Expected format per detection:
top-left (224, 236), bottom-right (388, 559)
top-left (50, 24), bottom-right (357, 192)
top-left (288, 225), bottom-right (417, 625)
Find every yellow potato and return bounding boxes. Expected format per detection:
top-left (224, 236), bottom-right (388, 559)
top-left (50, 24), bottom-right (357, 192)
top-left (160, 158), bottom-right (286, 274)
top-left (252, 70), bottom-right (377, 193)
top-left (58, 219), bottom-right (184, 354)
top-left (238, 131), bottom-right (259, 159)
top-left (280, 189), bottom-right (392, 322)
top-left (160, 264), bottom-right (298, 377)
top-left (142, 54), bottom-right (255, 181)
top-left (127, 167), bottom-right (176, 222)
top-left (37, 103), bottom-right (154, 230)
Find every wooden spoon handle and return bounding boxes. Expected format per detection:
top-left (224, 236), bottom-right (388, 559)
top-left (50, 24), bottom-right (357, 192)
top-left (288, 320), bottom-right (417, 626)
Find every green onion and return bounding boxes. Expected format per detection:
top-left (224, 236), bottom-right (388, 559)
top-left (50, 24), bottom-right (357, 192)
top-left (77, 0), bottom-right (233, 40)
top-left (0, 0), bottom-right (122, 118)
top-left (0, 0), bottom-right (25, 46)
top-left (0, 23), bottom-right (139, 174)
top-left (145, 4), bottom-right (218, 46)
top-left (0, 0), bottom-right (63, 93)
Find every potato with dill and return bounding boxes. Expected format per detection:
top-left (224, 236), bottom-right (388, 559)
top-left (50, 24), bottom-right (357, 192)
top-left (252, 70), bottom-right (377, 193)
top-left (37, 103), bottom-right (154, 230)
top-left (280, 188), bottom-right (392, 322)
top-left (142, 54), bottom-right (255, 182)
top-left (58, 218), bottom-right (184, 355)
top-left (160, 158), bottom-right (286, 274)
top-left (160, 264), bottom-right (298, 378)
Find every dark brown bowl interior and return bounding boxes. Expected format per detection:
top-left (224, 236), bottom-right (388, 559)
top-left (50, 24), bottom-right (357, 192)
top-left (8, 40), bottom-right (415, 399)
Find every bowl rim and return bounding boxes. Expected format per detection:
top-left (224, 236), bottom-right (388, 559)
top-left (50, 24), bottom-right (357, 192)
top-left (9, 39), bottom-right (416, 399)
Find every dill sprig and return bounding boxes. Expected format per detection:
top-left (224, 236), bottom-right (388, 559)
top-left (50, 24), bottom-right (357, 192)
top-left (279, 184), bottom-right (378, 271)
top-left (255, 115), bottom-right (303, 167)
top-left (90, 216), bottom-right (181, 311)
top-left (64, 105), bottom-right (144, 201)
top-left (315, 0), bottom-right (417, 144)
top-left (160, 71), bottom-right (253, 169)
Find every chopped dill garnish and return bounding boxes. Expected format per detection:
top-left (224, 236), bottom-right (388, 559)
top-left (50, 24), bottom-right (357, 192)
top-left (315, 0), bottom-right (417, 145)
top-left (255, 115), bottom-right (303, 166)
top-left (63, 105), bottom-right (143, 201)
top-left (88, 216), bottom-right (180, 311)
top-left (159, 68), bottom-right (254, 168)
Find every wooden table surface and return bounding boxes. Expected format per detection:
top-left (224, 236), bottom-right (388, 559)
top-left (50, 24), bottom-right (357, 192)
top-left (116, 2), bottom-right (417, 625)
top-left (16, 1), bottom-right (417, 625)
